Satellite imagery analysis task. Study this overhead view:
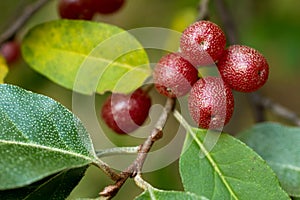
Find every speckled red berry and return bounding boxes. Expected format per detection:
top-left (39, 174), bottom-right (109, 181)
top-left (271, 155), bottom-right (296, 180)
top-left (0, 41), bottom-right (20, 64)
top-left (101, 89), bottom-right (151, 134)
top-left (58, 0), bottom-right (95, 20)
top-left (217, 45), bottom-right (269, 92)
top-left (153, 53), bottom-right (199, 98)
top-left (188, 76), bottom-right (234, 129)
top-left (93, 0), bottom-right (125, 14)
top-left (180, 20), bottom-right (226, 67)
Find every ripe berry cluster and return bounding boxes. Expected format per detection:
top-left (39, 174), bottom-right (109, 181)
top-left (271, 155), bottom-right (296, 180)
top-left (154, 20), bottom-right (269, 129)
top-left (58, 0), bottom-right (125, 20)
top-left (101, 20), bottom-right (269, 134)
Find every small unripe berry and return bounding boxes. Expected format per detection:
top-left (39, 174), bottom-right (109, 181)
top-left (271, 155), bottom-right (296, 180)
top-left (153, 53), bottom-right (199, 98)
top-left (188, 76), bottom-right (234, 129)
top-left (58, 0), bottom-right (95, 20)
top-left (217, 45), bottom-right (269, 92)
top-left (0, 41), bottom-right (20, 64)
top-left (101, 89), bottom-right (151, 134)
top-left (180, 20), bottom-right (226, 67)
top-left (93, 0), bottom-right (125, 14)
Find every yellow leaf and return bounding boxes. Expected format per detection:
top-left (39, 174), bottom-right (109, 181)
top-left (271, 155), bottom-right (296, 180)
top-left (0, 56), bottom-right (8, 84)
top-left (170, 8), bottom-right (197, 32)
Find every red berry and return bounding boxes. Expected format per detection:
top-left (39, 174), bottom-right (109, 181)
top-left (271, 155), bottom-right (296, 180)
top-left (188, 76), bottom-right (234, 129)
top-left (93, 0), bottom-right (125, 14)
top-left (153, 53), bottom-right (199, 98)
top-left (101, 89), bottom-right (151, 134)
top-left (180, 20), bottom-right (226, 67)
top-left (0, 41), bottom-right (20, 64)
top-left (217, 45), bottom-right (269, 92)
top-left (58, 0), bottom-right (95, 20)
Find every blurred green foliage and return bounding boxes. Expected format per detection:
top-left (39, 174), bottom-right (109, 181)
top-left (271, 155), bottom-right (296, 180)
top-left (1, 0), bottom-right (300, 199)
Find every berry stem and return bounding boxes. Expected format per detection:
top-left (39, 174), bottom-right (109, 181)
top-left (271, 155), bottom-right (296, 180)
top-left (0, 0), bottom-right (49, 45)
top-left (134, 173), bottom-right (155, 191)
top-left (173, 110), bottom-right (206, 152)
top-left (173, 110), bottom-right (194, 135)
top-left (96, 146), bottom-right (140, 158)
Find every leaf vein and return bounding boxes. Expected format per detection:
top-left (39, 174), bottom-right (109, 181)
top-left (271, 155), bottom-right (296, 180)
top-left (0, 110), bottom-right (30, 142)
top-left (0, 139), bottom-right (95, 162)
top-left (174, 111), bottom-right (239, 199)
top-left (192, 132), bottom-right (239, 199)
top-left (53, 47), bottom-right (149, 73)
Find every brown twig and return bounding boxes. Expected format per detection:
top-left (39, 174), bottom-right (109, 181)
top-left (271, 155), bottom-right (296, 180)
top-left (99, 98), bottom-right (175, 199)
top-left (214, 0), bottom-right (238, 44)
top-left (98, 2), bottom-right (300, 199)
top-left (250, 93), bottom-right (300, 126)
top-left (0, 0), bottom-right (49, 45)
top-left (248, 93), bottom-right (267, 123)
top-left (197, 0), bottom-right (210, 21)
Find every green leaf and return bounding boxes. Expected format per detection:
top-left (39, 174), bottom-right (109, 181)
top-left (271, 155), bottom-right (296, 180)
top-left (0, 166), bottom-right (88, 200)
top-left (179, 128), bottom-right (290, 200)
top-left (21, 20), bottom-right (151, 95)
top-left (238, 122), bottom-right (300, 197)
top-left (0, 56), bottom-right (8, 83)
top-left (0, 84), bottom-right (97, 189)
top-left (135, 189), bottom-right (209, 200)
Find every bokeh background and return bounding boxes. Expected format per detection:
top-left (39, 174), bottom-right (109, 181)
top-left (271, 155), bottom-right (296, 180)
top-left (1, 0), bottom-right (300, 199)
